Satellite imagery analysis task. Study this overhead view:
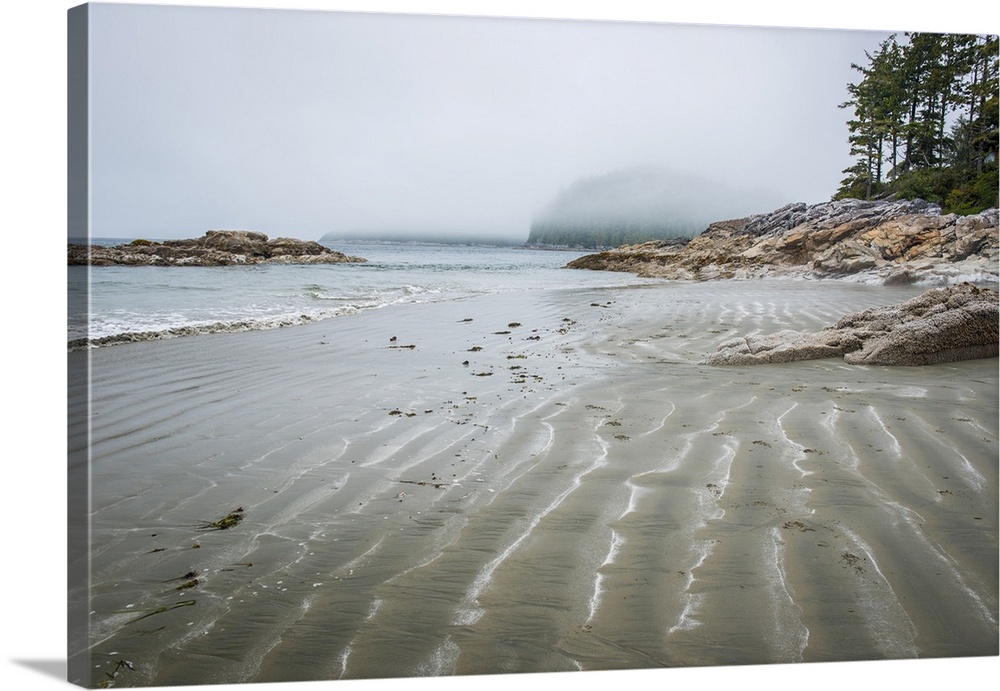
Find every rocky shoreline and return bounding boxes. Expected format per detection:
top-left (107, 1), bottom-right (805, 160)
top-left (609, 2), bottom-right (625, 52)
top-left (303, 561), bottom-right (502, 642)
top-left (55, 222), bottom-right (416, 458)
top-left (704, 283), bottom-right (999, 366)
top-left (68, 230), bottom-right (367, 266)
top-left (567, 198), bottom-right (998, 285)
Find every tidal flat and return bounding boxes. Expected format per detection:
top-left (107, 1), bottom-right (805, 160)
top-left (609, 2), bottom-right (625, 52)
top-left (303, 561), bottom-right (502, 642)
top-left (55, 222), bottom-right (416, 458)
top-left (68, 280), bottom-right (998, 687)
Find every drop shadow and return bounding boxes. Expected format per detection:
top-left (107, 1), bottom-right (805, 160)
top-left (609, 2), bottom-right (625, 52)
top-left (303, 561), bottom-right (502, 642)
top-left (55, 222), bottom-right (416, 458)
top-left (11, 659), bottom-right (66, 682)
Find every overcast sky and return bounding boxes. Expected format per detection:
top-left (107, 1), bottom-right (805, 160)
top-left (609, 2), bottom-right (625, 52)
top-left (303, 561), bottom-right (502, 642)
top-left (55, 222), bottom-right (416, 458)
top-left (85, 3), bottom-right (901, 240)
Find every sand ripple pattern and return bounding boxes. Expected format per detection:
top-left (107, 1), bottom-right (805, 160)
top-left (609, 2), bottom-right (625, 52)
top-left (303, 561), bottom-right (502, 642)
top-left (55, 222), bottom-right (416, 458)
top-left (74, 281), bottom-right (998, 685)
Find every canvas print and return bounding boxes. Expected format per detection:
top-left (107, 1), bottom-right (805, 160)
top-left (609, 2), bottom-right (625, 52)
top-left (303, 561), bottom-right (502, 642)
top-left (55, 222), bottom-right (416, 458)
top-left (67, 2), bottom-right (998, 688)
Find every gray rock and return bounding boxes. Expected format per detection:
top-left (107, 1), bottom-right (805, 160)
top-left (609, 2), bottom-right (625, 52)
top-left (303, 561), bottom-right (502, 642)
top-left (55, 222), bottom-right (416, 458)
top-left (68, 230), bottom-right (367, 266)
top-left (705, 284), bottom-right (998, 366)
top-left (567, 198), bottom-right (997, 283)
top-left (703, 330), bottom-right (856, 366)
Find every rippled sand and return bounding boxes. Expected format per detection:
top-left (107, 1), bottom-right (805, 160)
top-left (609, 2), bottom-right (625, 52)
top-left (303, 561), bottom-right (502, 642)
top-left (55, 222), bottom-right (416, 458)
top-left (68, 280), bottom-right (998, 687)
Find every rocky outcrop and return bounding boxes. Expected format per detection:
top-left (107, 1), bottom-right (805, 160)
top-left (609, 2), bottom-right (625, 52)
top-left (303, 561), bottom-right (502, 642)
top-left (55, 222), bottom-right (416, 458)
top-left (704, 284), bottom-right (998, 366)
top-left (567, 199), bottom-right (998, 285)
top-left (68, 230), bottom-right (367, 266)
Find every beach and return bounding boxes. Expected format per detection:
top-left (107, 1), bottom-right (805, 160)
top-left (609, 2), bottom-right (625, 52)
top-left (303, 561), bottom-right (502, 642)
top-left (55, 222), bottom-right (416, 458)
top-left (68, 279), bottom-right (998, 687)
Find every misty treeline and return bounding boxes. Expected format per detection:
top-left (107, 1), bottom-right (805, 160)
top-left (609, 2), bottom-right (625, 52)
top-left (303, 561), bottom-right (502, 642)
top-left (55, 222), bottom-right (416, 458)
top-left (837, 32), bottom-right (998, 212)
top-left (527, 167), bottom-right (748, 249)
top-left (526, 218), bottom-right (701, 249)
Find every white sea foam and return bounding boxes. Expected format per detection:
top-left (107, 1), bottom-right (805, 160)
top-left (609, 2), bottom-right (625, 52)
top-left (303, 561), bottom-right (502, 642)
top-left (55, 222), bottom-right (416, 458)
top-left (635, 400), bottom-right (676, 438)
top-left (837, 527), bottom-right (920, 659)
top-left (71, 243), bottom-right (658, 347)
top-left (666, 544), bottom-right (712, 635)
top-left (586, 530), bottom-right (625, 625)
top-left (416, 637), bottom-right (461, 676)
top-left (776, 401), bottom-right (813, 479)
top-left (866, 406), bottom-right (903, 459)
top-left (763, 527), bottom-right (809, 662)
top-left (907, 410), bottom-right (989, 492)
top-left (455, 415), bottom-right (611, 626)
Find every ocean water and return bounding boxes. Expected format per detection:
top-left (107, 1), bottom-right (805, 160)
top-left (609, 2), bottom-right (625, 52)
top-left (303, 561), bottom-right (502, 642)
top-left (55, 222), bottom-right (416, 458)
top-left (68, 241), bottom-right (658, 347)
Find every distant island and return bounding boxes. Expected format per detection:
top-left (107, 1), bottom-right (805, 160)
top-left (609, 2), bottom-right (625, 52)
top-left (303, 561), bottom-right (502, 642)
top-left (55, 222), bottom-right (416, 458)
top-left (318, 232), bottom-right (522, 247)
top-left (527, 166), bottom-right (779, 249)
top-left (69, 230), bottom-right (367, 266)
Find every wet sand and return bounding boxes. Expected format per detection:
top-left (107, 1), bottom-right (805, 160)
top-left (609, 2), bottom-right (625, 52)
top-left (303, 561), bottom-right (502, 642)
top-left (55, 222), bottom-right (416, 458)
top-left (68, 280), bottom-right (998, 687)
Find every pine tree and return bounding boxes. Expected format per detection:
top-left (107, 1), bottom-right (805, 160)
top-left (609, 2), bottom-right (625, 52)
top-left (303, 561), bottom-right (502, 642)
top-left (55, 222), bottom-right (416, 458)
top-left (836, 30), bottom-right (998, 212)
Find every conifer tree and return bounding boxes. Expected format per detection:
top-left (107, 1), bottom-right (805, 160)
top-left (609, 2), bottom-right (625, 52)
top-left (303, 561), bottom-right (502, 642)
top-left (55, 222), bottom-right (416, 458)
top-left (836, 30), bottom-right (998, 212)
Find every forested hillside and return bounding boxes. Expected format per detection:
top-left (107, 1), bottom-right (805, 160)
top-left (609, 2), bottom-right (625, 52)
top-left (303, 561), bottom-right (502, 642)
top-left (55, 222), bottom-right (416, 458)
top-left (527, 167), bottom-right (771, 248)
top-left (837, 32), bottom-right (998, 212)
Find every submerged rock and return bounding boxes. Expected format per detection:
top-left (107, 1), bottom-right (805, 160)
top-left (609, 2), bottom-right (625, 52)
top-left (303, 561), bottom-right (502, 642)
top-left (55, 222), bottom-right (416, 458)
top-left (69, 230), bottom-right (367, 266)
top-left (705, 284), bottom-right (998, 366)
top-left (567, 199), bottom-right (998, 284)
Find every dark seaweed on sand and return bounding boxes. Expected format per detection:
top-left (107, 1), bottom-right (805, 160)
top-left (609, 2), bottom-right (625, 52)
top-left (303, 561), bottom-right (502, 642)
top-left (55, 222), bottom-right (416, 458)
top-left (197, 507), bottom-right (245, 531)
